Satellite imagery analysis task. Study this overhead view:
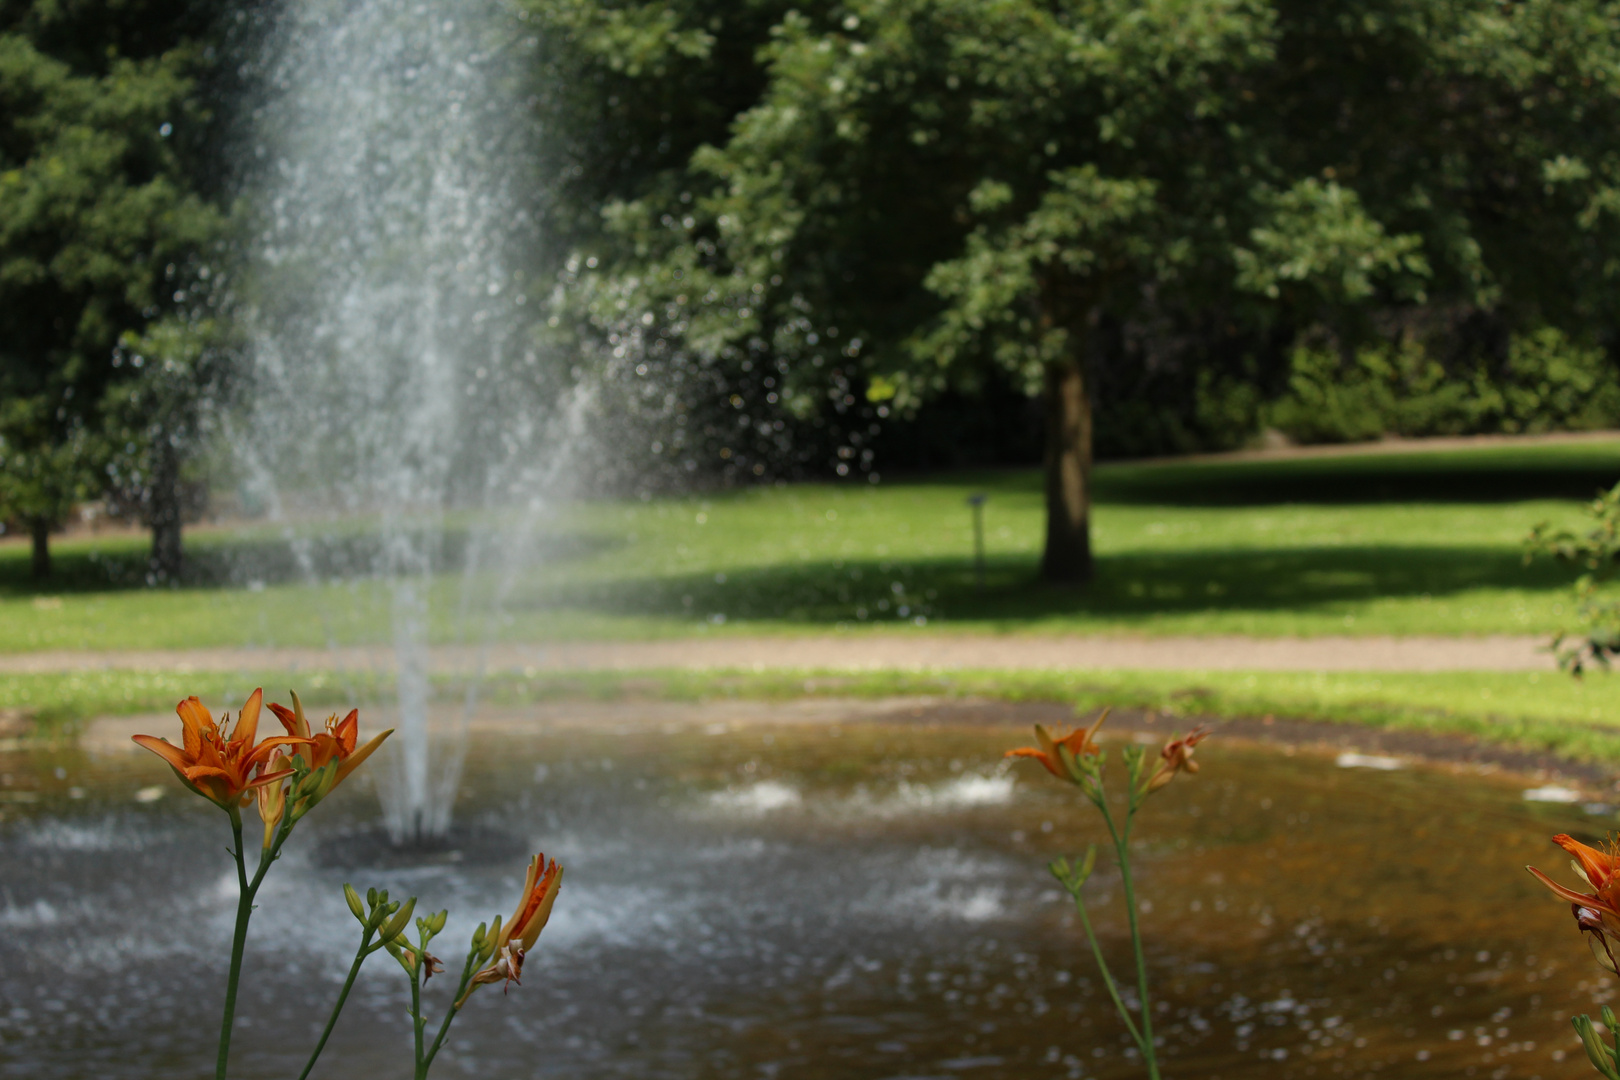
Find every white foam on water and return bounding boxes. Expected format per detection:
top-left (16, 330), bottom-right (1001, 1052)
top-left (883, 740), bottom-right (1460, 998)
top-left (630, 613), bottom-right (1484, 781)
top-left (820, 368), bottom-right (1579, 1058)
top-left (0, 899), bottom-right (61, 929)
top-left (19, 819), bottom-right (140, 852)
top-left (1335, 753), bottom-right (1403, 771)
top-left (1524, 786), bottom-right (1583, 803)
top-left (854, 848), bottom-right (1017, 925)
top-left (708, 781), bottom-right (803, 814)
top-left (894, 773), bottom-right (1017, 810)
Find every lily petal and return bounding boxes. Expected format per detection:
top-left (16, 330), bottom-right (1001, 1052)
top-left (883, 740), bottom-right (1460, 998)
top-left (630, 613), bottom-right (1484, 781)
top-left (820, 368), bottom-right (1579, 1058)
top-left (1528, 865), bottom-right (1620, 917)
top-left (333, 709), bottom-right (360, 757)
top-left (242, 734), bottom-right (317, 773)
top-left (335, 728), bottom-right (393, 784)
top-left (132, 734), bottom-right (192, 773)
top-left (516, 862), bottom-right (563, 951)
top-left (243, 766), bottom-right (295, 791)
top-left (268, 702), bottom-right (307, 739)
top-left (176, 697), bottom-right (213, 759)
top-left (1555, 834), bottom-right (1619, 890)
top-left (233, 689), bottom-right (263, 750)
top-left (1004, 746), bottom-right (1061, 778)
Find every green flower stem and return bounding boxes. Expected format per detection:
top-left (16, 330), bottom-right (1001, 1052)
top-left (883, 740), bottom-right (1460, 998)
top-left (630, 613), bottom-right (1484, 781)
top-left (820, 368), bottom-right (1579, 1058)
top-left (1096, 790), bottom-right (1161, 1080)
top-left (410, 963), bottom-right (427, 1080)
top-left (296, 925), bottom-right (378, 1080)
top-left (216, 811), bottom-right (252, 1080)
top-left (421, 947), bottom-right (481, 1075)
top-left (215, 810), bottom-right (295, 1080)
top-left (1066, 881), bottom-right (1145, 1050)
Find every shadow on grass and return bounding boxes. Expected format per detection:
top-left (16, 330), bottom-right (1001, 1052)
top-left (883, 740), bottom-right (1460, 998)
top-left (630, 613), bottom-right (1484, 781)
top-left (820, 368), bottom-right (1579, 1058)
top-left (512, 545), bottom-right (1580, 626)
top-left (1093, 455), bottom-right (1620, 507)
top-left (871, 446), bottom-right (1620, 506)
top-left (0, 529), bottom-right (626, 598)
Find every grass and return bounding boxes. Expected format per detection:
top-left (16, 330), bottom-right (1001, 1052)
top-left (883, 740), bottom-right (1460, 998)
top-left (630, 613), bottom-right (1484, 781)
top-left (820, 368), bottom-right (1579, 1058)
top-left (14, 663), bottom-right (1620, 764)
top-left (4, 438), bottom-right (1619, 652)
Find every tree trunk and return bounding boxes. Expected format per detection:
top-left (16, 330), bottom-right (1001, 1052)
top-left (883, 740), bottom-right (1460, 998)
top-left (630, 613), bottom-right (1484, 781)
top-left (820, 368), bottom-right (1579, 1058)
top-left (29, 518), bottom-right (50, 581)
top-left (1040, 356), bottom-right (1094, 584)
top-left (148, 438), bottom-right (184, 581)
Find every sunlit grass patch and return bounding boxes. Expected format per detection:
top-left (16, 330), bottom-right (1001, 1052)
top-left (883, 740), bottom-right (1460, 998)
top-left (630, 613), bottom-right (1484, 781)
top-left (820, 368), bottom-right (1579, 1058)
top-left (2, 437), bottom-right (1618, 649)
top-left (13, 663), bottom-right (1620, 765)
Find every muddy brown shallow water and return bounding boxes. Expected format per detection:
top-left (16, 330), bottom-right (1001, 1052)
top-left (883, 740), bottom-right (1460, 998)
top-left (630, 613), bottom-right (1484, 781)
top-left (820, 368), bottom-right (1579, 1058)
top-left (2, 702), bottom-right (1616, 1079)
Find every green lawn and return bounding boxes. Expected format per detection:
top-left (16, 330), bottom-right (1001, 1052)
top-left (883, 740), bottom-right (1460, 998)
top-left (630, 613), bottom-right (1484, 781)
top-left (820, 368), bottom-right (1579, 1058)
top-left (4, 438), bottom-right (1620, 652)
top-left (13, 664), bottom-right (1620, 764)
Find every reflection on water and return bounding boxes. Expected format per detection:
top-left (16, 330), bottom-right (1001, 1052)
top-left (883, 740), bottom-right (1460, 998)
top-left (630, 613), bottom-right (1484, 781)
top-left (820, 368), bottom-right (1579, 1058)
top-left (0, 713), bottom-right (1611, 1079)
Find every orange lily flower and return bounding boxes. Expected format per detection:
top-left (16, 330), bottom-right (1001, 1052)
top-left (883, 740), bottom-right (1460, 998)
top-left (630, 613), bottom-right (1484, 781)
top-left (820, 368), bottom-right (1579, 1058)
top-left (462, 854), bottom-right (563, 1001)
top-left (267, 691), bottom-right (393, 789)
top-left (132, 689), bottom-right (311, 809)
top-left (1528, 834), bottom-right (1620, 972)
top-left (1142, 726), bottom-right (1211, 794)
top-left (1005, 710), bottom-right (1109, 782)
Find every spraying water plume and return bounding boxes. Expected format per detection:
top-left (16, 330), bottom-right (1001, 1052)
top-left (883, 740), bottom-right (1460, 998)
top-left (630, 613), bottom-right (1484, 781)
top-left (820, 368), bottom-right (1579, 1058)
top-left (238, 0), bottom-right (562, 843)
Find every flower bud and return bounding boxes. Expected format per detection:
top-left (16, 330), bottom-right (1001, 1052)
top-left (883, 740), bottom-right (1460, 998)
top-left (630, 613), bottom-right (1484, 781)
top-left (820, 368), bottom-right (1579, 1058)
top-left (367, 887), bottom-right (379, 908)
top-left (479, 915), bottom-right (503, 962)
top-left (380, 896), bottom-right (417, 943)
top-left (1573, 1014), bottom-right (1619, 1078)
top-left (370, 899), bottom-right (398, 931)
top-left (344, 884), bottom-right (365, 922)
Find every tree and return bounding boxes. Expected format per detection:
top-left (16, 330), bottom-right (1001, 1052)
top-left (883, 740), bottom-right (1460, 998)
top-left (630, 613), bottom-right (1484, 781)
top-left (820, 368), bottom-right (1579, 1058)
top-left (0, 2), bottom-right (222, 579)
top-left (566, 0), bottom-right (1620, 583)
top-left (102, 317), bottom-right (232, 580)
top-left (0, 402), bottom-right (92, 577)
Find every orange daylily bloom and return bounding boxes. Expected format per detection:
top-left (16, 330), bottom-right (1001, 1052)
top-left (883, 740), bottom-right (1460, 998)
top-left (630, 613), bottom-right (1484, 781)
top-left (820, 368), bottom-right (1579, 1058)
top-left (1528, 834), bottom-right (1620, 972)
top-left (497, 853), bottom-right (564, 956)
top-left (132, 690), bottom-right (311, 809)
top-left (267, 691), bottom-right (393, 789)
top-left (1005, 711), bottom-right (1110, 782)
top-left (462, 854), bottom-right (563, 1001)
top-left (1142, 726), bottom-right (1211, 794)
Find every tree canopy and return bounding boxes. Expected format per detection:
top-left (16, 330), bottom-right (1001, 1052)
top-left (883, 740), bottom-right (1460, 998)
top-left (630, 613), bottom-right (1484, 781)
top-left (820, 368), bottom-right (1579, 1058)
top-left (545, 0), bottom-right (1620, 580)
top-left (8, 0), bottom-right (1620, 587)
top-left (0, 0), bottom-right (222, 576)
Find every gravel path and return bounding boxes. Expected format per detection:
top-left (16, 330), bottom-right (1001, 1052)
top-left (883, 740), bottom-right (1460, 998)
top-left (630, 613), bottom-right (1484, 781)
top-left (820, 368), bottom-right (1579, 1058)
top-left (0, 632), bottom-right (1555, 675)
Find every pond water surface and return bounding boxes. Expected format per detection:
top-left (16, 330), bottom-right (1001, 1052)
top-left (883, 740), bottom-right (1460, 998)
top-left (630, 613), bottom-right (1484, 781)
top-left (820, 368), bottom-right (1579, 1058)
top-left (0, 705), bottom-right (1613, 1080)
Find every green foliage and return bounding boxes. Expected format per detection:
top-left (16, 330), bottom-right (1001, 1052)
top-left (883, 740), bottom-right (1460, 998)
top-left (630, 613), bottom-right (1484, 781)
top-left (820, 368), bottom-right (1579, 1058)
top-left (0, 4), bottom-right (223, 567)
top-left (1486, 328), bottom-right (1620, 434)
top-left (0, 400), bottom-right (93, 534)
top-left (1232, 179), bottom-right (1430, 307)
top-left (1265, 327), bottom-right (1620, 445)
top-left (538, 0), bottom-right (1620, 583)
top-left (1528, 479), bottom-right (1620, 674)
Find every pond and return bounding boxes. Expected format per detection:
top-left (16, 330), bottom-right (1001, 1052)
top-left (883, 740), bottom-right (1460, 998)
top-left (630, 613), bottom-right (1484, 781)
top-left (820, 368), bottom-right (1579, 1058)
top-left (0, 701), bottom-right (1610, 1079)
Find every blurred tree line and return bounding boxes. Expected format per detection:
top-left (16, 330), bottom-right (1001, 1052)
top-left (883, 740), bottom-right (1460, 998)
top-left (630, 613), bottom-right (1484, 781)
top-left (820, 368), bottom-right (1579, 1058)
top-left (8, 0), bottom-right (1620, 585)
top-left (0, 0), bottom-right (226, 580)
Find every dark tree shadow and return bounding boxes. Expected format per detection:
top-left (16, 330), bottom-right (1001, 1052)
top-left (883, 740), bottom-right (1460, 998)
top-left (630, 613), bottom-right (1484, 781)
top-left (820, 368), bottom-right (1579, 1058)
top-left (508, 545), bottom-right (1580, 628)
top-left (0, 529), bottom-right (626, 597)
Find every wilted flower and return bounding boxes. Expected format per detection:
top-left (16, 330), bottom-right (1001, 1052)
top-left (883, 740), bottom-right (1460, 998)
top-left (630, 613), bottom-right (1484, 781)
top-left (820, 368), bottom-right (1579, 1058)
top-left (401, 950), bottom-right (446, 983)
top-left (1005, 711), bottom-right (1109, 783)
top-left (475, 942), bottom-right (525, 994)
top-left (132, 690), bottom-right (311, 809)
top-left (1141, 726), bottom-right (1210, 795)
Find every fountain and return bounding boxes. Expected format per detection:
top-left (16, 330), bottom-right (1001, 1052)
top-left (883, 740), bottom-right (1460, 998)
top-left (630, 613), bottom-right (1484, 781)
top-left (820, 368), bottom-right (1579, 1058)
top-left (236, 0), bottom-right (562, 843)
